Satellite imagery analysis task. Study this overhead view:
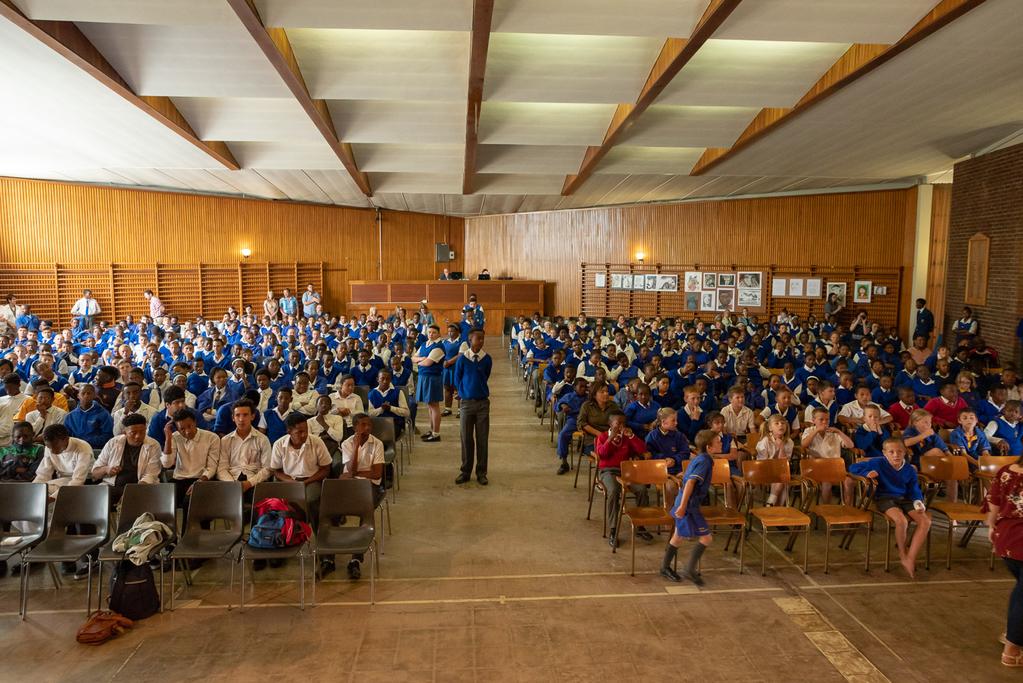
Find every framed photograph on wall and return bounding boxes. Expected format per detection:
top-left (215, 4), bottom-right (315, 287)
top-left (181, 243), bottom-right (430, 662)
top-left (684, 272), bottom-right (702, 292)
top-left (620, 274), bottom-right (633, 290)
top-left (685, 292), bottom-right (699, 311)
top-left (634, 275), bottom-right (648, 291)
top-left (805, 278), bottom-right (822, 298)
top-left (853, 280), bottom-right (872, 304)
top-left (772, 278), bottom-right (787, 297)
top-left (657, 274), bottom-right (678, 292)
top-left (737, 289), bottom-right (762, 307)
top-left (643, 274), bottom-right (658, 291)
top-left (717, 288), bottom-right (735, 312)
top-left (788, 278), bottom-right (804, 297)
top-left (738, 272), bottom-right (762, 289)
top-left (595, 272), bottom-right (607, 289)
top-left (826, 282), bottom-right (847, 305)
top-left (717, 273), bottom-right (736, 288)
top-left (700, 290), bottom-right (716, 311)
top-left (610, 274), bottom-right (623, 290)
top-left (702, 273), bottom-right (717, 290)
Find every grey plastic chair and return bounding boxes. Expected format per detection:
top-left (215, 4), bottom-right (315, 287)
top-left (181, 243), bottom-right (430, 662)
top-left (353, 385), bottom-right (370, 406)
top-left (0, 483), bottom-right (47, 565)
top-left (97, 483), bottom-right (176, 612)
top-left (168, 480), bottom-right (243, 610)
top-left (398, 384), bottom-right (414, 464)
top-left (21, 485), bottom-right (109, 619)
top-left (239, 481), bottom-right (311, 610)
top-left (371, 416), bottom-right (400, 501)
top-left (314, 479), bottom-right (378, 605)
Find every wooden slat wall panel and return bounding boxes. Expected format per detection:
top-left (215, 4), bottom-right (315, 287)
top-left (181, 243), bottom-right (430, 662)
top-left (156, 264), bottom-right (200, 320)
top-left (200, 265), bottom-right (240, 318)
top-left (0, 176), bottom-right (464, 312)
top-left (57, 264), bottom-right (111, 326)
top-left (924, 184), bottom-right (952, 332)
top-left (240, 262), bottom-right (270, 311)
top-left (111, 264), bottom-right (157, 320)
top-left (466, 188), bottom-right (918, 322)
top-left (0, 265), bottom-right (60, 323)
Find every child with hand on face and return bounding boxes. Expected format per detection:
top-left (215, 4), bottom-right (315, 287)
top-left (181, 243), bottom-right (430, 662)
top-left (756, 414), bottom-right (793, 506)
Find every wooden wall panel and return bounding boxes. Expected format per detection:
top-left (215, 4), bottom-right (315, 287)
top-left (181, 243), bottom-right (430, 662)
top-left (924, 184), bottom-right (952, 332)
top-left (465, 188), bottom-right (918, 328)
top-left (0, 176), bottom-right (464, 314)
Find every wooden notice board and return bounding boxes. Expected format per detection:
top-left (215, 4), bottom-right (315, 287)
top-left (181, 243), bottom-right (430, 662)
top-left (964, 233), bottom-right (989, 306)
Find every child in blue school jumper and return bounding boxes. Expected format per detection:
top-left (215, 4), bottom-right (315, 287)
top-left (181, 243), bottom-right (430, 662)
top-left (644, 407), bottom-right (689, 476)
top-left (853, 405), bottom-right (890, 459)
top-left (948, 407), bottom-right (992, 468)
top-left (661, 429), bottom-right (718, 585)
top-left (985, 400), bottom-right (1023, 456)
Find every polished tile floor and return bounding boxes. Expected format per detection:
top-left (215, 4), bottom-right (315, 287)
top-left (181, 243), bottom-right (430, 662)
top-left (0, 342), bottom-right (1016, 682)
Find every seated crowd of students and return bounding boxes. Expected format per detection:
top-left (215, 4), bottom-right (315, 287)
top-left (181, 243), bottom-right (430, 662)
top-left (0, 293), bottom-right (462, 582)
top-left (512, 306), bottom-right (1021, 579)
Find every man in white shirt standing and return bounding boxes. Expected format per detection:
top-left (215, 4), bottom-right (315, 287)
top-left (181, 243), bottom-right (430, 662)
top-left (71, 289), bottom-right (101, 332)
top-left (330, 413), bottom-right (385, 579)
top-left (144, 289), bottom-right (165, 320)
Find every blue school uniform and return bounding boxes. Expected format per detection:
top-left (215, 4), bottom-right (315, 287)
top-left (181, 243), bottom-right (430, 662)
top-left (677, 408), bottom-right (704, 443)
top-left (948, 427), bottom-right (992, 463)
top-left (351, 363), bottom-right (379, 387)
top-left (64, 403), bottom-right (114, 450)
top-left (645, 428), bottom-right (689, 475)
top-left (976, 400), bottom-right (1005, 425)
top-left (262, 408), bottom-right (291, 445)
top-left (624, 400), bottom-right (660, 437)
top-left (555, 391), bottom-right (588, 458)
top-left (671, 453), bottom-right (713, 537)
top-left (902, 426), bottom-right (948, 466)
top-left (806, 399), bottom-right (840, 427)
top-left (441, 338), bottom-right (465, 387)
top-left (70, 366), bottom-right (98, 385)
top-left (369, 386), bottom-right (406, 437)
top-left (853, 426), bottom-right (890, 459)
top-left (849, 455), bottom-right (924, 502)
top-left (835, 386), bottom-right (855, 406)
top-left (415, 341), bottom-right (445, 404)
top-left (871, 386), bottom-right (897, 408)
top-left (989, 418), bottom-right (1023, 456)
top-left (912, 377), bottom-right (939, 401)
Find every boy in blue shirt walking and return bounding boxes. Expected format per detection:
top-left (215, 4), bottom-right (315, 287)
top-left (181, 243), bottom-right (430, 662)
top-left (662, 429), bottom-right (717, 585)
top-left (454, 329), bottom-right (492, 486)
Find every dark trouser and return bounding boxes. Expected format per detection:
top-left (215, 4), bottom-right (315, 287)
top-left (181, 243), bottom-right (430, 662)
top-left (1005, 557), bottom-right (1023, 647)
top-left (557, 416), bottom-right (577, 458)
top-left (599, 467), bottom-right (648, 533)
top-left (173, 477), bottom-right (202, 524)
top-left (459, 398), bottom-right (490, 477)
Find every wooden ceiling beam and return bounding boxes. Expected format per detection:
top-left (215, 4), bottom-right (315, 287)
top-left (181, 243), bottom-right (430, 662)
top-left (562, 0), bottom-right (743, 196)
top-left (226, 0), bottom-right (372, 196)
top-left (691, 0), bottom-right (989, 175)
top-left (0, 0), bottom-right (239, 170)
top-left (462, 0), bottom-right (495, 196)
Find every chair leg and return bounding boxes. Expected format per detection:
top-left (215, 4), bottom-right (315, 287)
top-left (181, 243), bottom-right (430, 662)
top-left (233, 555), bottom-right (239, 611)
top-left (85, 561), bottom-right (94, 618)
top-left (97, 560), bottom-right (104, 611)
top-left (824, 526), bottom-right (831, 574)
top-left (738, 526), bottom-right (745, 574)
top-left (48, 562), bottom-right (61, 589)
top-left (159, 559), bottom-right (165, 613)
top-left (300, 553), bottom-right (305, 611)
top-left (170, 559), bottom-right (176, 611)
top-left (803, 525), bottom-right (809, 574)
top-left (884, 524), bottom-right (891, 572)
top-left (370, 544), bottom-right (376, 605)
top-left (20, 560), bottom-right (28, 620)
top-left (311, 550), bottom-right (317, 606)
top-left (761, 528), bottom-right (767, 577)
top-left (630, 522), bottom-right (636, 576)
top-left (946, 521), bottom-right (953, 570)
top-left (864, 524), bottom-right (872, 573)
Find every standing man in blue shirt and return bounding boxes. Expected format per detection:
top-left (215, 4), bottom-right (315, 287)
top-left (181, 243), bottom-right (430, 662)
top-left (279, 288), bottom-right (298, 318)
top-left (302, 284), bottom-right (321, 318)
top-left (454, 328), bottom-right (492, 486)
top-left (913, 298), bottom-right (934, 344)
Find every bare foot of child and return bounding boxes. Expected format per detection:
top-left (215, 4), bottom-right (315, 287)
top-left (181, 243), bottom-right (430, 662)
top-left (900, 556), bottom-right (916, 578)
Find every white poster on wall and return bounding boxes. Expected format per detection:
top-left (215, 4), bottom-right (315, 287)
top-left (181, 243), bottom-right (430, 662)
top-left (772, 278), bottom-right (787, 297)
top-left (788, 278), bottom-right (804, 297)
top-left (805, 278), bottom-right (822, 298)
top-left (595, 273), bottom-right (606, 288)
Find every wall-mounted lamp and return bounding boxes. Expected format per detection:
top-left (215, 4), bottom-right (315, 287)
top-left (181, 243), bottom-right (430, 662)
top-left (240, 248), bottom-right (252, 259)
top-left (635, 251), bottom-right (646, 263)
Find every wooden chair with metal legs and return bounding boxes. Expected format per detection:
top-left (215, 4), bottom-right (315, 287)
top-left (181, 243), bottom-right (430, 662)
top-left (694, 459), bottom-right (748, 573)
top-left (614, 459), bottom-right (675, 575)
top-left (586, 452), bottom-right (609, 536)
top-left (797, 459), bottom-right (873, 573)
top-left (854, 471), bottom-right (932, 573)
top-left (573, 431), bottom-right (591, 490)
top-left (740, 459), bottom-right (812, 576)
top-left (919, 454), bottom-right (988, 570)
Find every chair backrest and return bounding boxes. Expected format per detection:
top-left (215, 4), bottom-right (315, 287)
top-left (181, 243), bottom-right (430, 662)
top-left (938, 428), bottom-right (952, 444)
top-left (0, 482), bottom-right (47, 536)
top-left (48, 485), bottom-right (109, 540)
top-left (743, 432), bottom-right (762, 454)
top-left (919, 454), bottom-right (970, 482)
top-left (679, 458), bottom-right (732, 485)
top-left (978, 455), bottom-right (1019, 477)
top-left (742, 458), bottom-right (790, 485)
top-left (799, 458), bottom-right (847, 484)
top-left (117, 483), bottom-right (177, 535)
top-left (620, 459), bottom-right (670, 486)
top-left (185, 481), bottom-right (243, 533)
top-left (319, 478), bottom-right (374, 528)
top-left (250, 481), bottom-right (308, 525)
top-left (353, 386), bottom-right (370, 404)
top-left (370, 417), bottom-right (396, 447)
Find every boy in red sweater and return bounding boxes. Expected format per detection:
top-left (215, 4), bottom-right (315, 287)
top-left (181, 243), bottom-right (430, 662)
top-left (924, 382), bottom-right (968, 429)
top-left (597, 413), bottom-right (649, 548)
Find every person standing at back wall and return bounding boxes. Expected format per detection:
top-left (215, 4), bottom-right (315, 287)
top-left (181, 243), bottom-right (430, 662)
top-left (454, 328), bottom-right (492, 486)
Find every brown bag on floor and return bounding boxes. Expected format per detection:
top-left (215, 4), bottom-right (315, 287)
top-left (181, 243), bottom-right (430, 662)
top-left (76, 611), bottom-right (134, 645)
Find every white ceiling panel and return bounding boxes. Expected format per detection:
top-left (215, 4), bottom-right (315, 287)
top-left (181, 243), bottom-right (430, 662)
top-left (484, 34), bottom-right (662, 104)
top-left (288, 29), bottom-right (469, 101)
top-left (401, 193), bottom-right (446, 214)
top-left (328, 100), bottom-right (464, 144)
top-left (78, 23), bottom-right (289, 98)
top-left (369, 173), bottom-right (463, 194)
top-left (370, 193), bottom-right (409, 212)
top-left (172, 97), bottom-right (321, 143)
top-left (476, 145), bottom-right (588, 174)
top-left (13, 0), bottom-right (235, 25)
top-left (555, 173), bottom-right (628, 209)
top-left (516, 194), bottom-right (565, 213)
top-left (474, 174), bottom-right (566, 195)
top-left (207, 169), bottom-right (288, 199)
top-left (157, 168), bottom-right (243, 194)
top-left (304, 169), bottom-right (373, 207)
top-left (229, 142), bottom-right (342, 170)
top-left (256, 0), bottom-right (472, 31)
top-left (479, 194), bottom-right (526, 215)
top-left (103, 167), bottom-right (196, 191)
top-left (618, 105), bottom-right (760, 147)
top-left (254, 170), bottom-right (331, 203)
top-left (0, 18), bottom-right (221, 172)
top-left (705, 0), bottom-right (1023, 179)
top-left (636, 174), bottom-right (723, 202)
top-left (658, 40), bottom-right (850, 108)
top-left (442, 194), bottom-right (485, 215)
top-left (479, 102), bottom-right (617, 145)
top-left (352, 144), bottom-right (465, 174)
top-left (51, 169), bottom-right (136, 185)
top-left (717, 0), bottom-right (936, 44)
top-left (491, 0), bottom-right (706, 38)
top-left (595, 146), bottom-right (703, 174)
top-left (597, 174), bottom-right (689, 205)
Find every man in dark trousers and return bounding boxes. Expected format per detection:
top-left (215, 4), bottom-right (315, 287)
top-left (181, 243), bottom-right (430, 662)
top-left (913, 298), bottom-right (935, 342)
top-left (454, 328), bottom-right (492, 486)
